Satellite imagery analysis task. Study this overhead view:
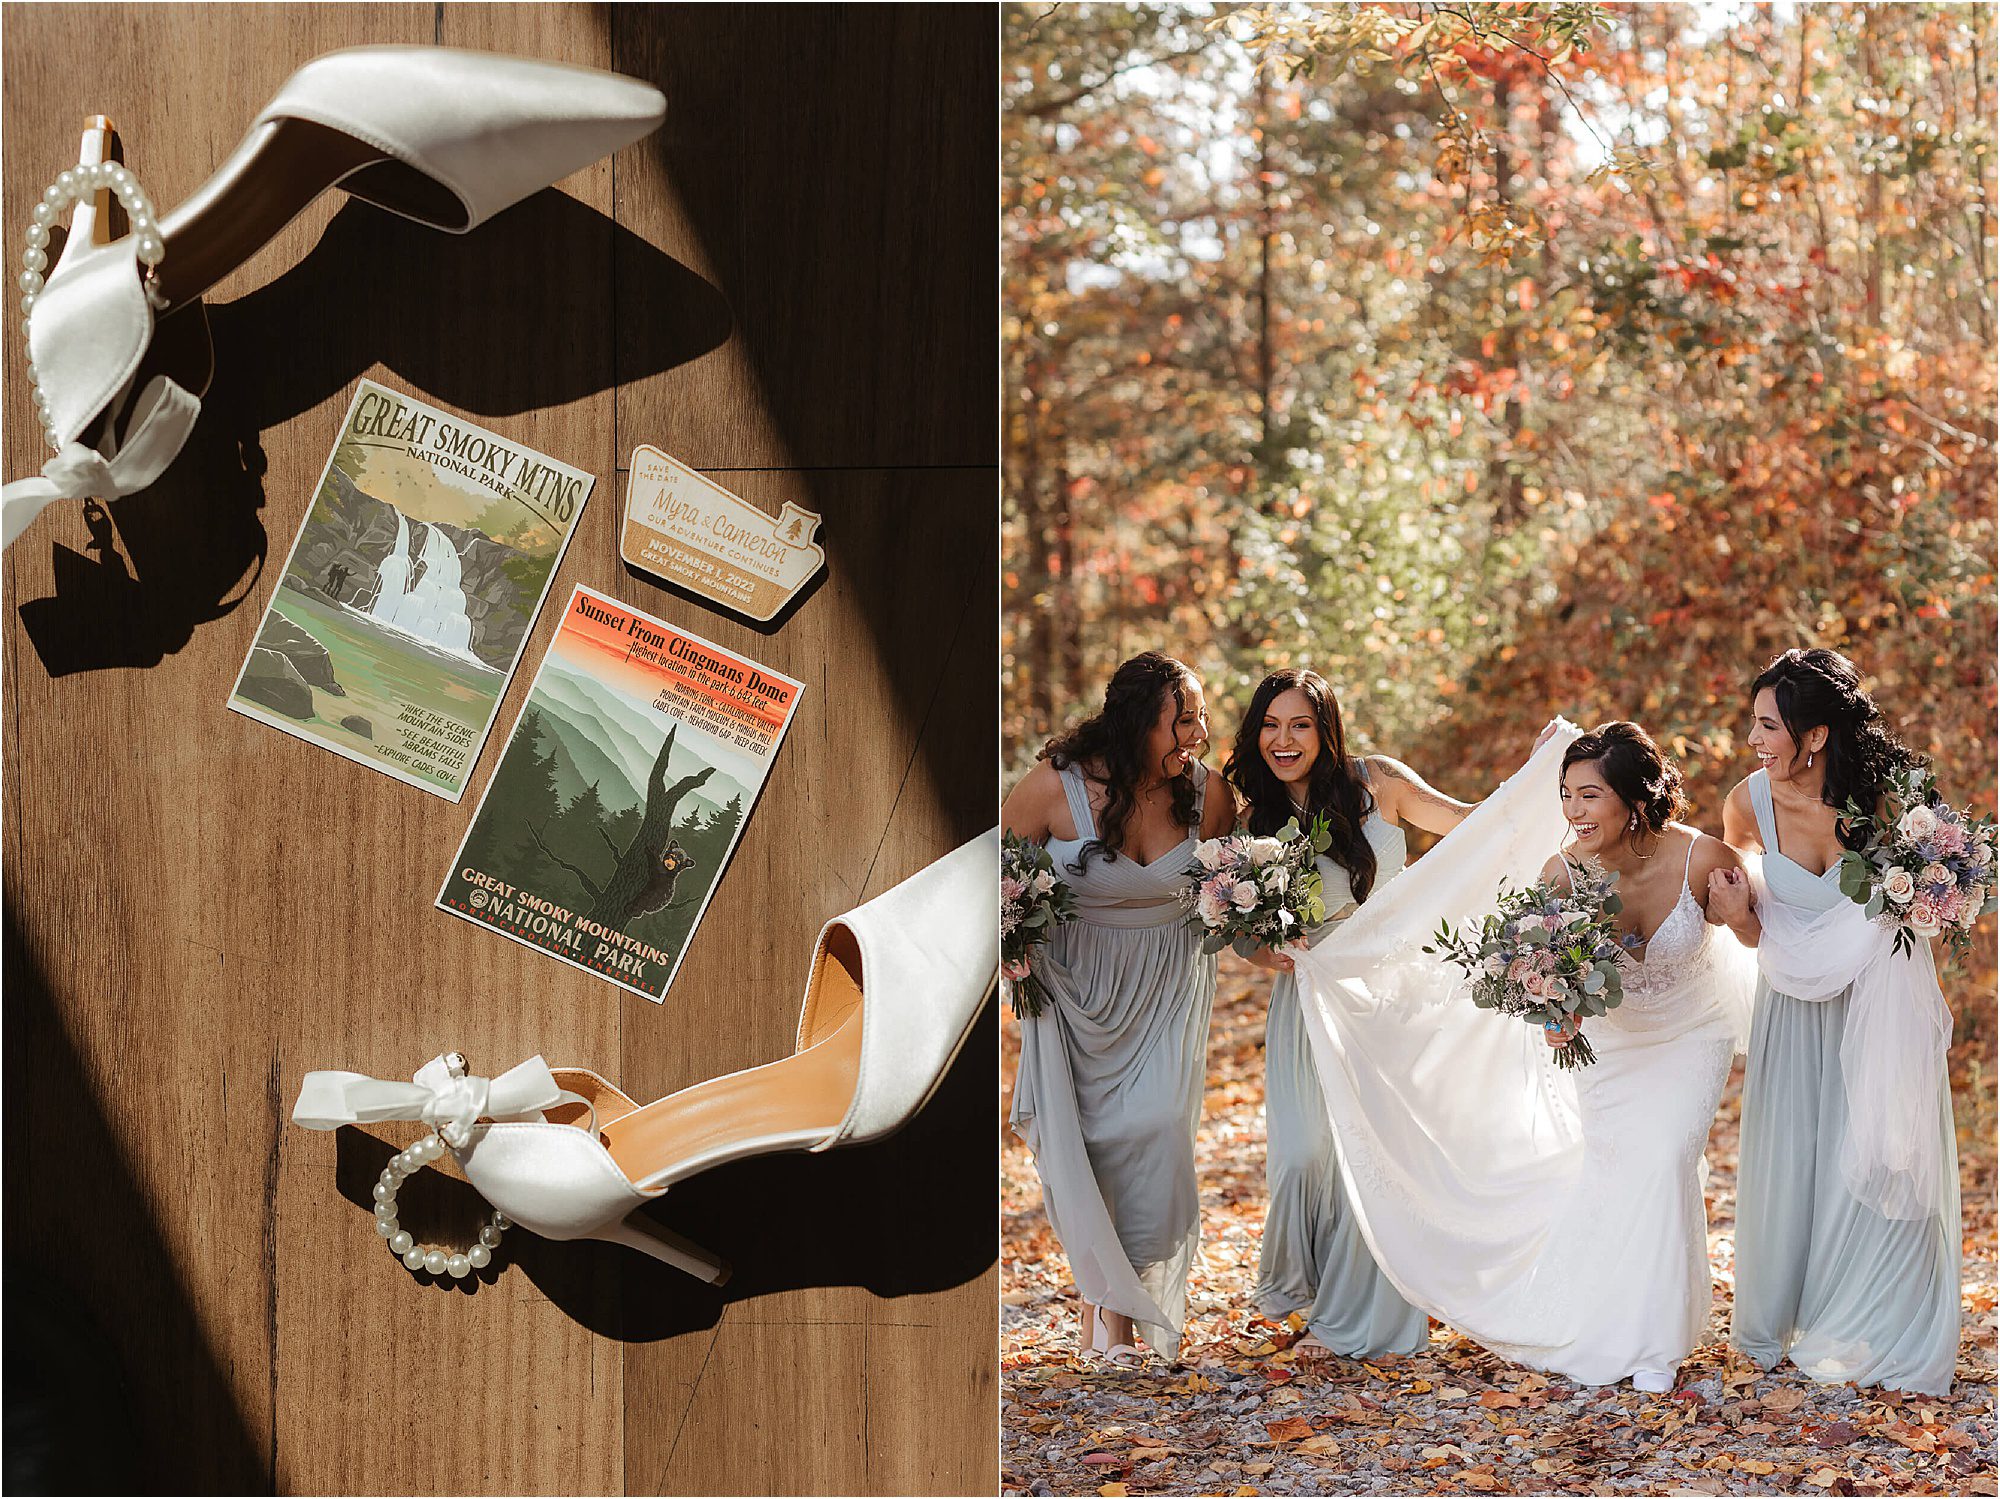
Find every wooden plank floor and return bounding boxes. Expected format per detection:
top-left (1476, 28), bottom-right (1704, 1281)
top-left (1, 7), bottom-right (997, 1494)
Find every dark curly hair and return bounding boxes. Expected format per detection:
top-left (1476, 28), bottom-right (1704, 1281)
top-left (1224, 669), bottom-right (1380, 903)
top-left (1561, 721), bottom-right (1689, 840)
top-left (1042, 652), bottom-right (1202, 872)
top-left (1751, 647), bottom-right (1926, 847)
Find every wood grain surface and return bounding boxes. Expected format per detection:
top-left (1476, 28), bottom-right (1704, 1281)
top-left (1, 6), bottom-right (998, 1495)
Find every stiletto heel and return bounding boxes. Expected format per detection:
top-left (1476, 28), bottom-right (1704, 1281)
top-left (6, 45), bottom-right (666, 548)
top-left (593, 1213), bottom-right (731, 1286)
top-left (293, 831), bottom-right (999, 1280)
top-left (49, 117), bottom-right (126, 281)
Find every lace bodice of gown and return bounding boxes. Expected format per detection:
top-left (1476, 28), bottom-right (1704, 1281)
top-left (1582, 841), bottom-right (1719, 1031)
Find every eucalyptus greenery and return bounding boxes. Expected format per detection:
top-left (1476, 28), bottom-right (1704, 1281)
top-left (1001, 831), bottom-right (1080, 1018)
top-left (1426, 864), bottom-right (1629, 1068)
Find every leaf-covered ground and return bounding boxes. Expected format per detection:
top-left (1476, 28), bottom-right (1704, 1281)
top-left (1001, 960), bottom-right (1998, 1497)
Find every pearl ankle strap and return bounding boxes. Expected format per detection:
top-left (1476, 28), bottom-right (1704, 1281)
top-left (20, 158), bottom-right (168, 451)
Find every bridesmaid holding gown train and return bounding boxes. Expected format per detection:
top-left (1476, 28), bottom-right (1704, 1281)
top-left (1712, 648), bottom-right (1962, 1393)
top-left (1223, 669), bottom-right (1482, 1361)
top-left (1005, 652), bottom-right (1236, 1366)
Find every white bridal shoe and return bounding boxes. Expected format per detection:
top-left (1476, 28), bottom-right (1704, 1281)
top-left (5, 46), bottom-right (667, 547)
top-left (1078, 1304), bottom-right (1147, 1369)
top-left (292, 831), bottom-right (1000, 1282)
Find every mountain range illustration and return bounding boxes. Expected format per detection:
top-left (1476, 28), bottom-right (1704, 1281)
top-left (532, 654), bottom-right (755, 816)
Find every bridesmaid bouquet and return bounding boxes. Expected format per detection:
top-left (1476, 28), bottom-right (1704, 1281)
top-left (1425, 866), bottom-right (1628, 1069)
top-left (1837, 765), bottom-right (1997, 960)
top-left (1181, 814), bottom-right (1330, 957)
top-left (1001, 832), bottom-right (1078, 1018)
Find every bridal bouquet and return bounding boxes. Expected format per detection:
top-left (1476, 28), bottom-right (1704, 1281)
top-left (1001, 832), bottom-right (1078, 1018)
top-left (1838, 766), bottom-right (1997, 960)
top-left (1425, 865), bottom-right (1628, 1069)
top-left (1181, 815), bottom-right (1330, 957)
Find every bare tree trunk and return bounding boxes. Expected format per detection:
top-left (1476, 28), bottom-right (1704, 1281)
top-left (1255, 55), bottom-right (1275, 467)
top-left (1971, 23), bottom-right (1996, 340)
top-left (1018, 353), bottom-right (1056, 740)
top-left (1053, 453), bottom-right (1081, 715)
top-left (1863, 9), bottom-right (1884, 328)
top-left (1794, 8), bottom-right (1834, 276)
top-left (1491, 68), bottom-right (1527, 526)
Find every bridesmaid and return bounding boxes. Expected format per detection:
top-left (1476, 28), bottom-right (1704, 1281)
top-left (1004, 652), bottom-right (1236, 1365)
top-left (1711, 647), bottom-right (1962, 1393)
top-left (1222, 668), bottom-right (1479, 1362)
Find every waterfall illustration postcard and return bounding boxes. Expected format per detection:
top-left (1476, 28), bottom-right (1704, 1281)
top-left (437, 585), bottom-right (803, 1001)
top-left (225, 379), bottom-right (592, 801)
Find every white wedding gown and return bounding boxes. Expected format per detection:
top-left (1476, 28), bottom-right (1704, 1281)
top-left (1290, 727), bottom-right (1752, 1388)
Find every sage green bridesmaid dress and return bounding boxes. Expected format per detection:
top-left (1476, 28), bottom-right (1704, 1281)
top-left (1011, 762), bottom-right (1219, 1358)
top-left (1253, 775), bottom-right (1428, 1354)
top-left (1731, 770), bottom-right (1961, 1393)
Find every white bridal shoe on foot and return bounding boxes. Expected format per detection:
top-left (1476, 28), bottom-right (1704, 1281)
top-left (1084, 1305), bottom-right (1147, 1369)
top-left (292, 831), bottom-right (1000, 1281)
top-left (5, 45), bottom-right (667, 547)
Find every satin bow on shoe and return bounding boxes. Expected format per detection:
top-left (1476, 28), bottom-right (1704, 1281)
top-left (292, 1054), bottom-right (565, 1148)
top-left (0, 374), bottom-right (201, 547)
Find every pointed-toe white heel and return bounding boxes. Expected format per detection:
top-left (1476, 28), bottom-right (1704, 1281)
top-left (5, 45), bottom-right (666, 548)
top-left (162, 45), bottom-right (667, 300)
top-left (292, 830), bottom-right (1000, 1282)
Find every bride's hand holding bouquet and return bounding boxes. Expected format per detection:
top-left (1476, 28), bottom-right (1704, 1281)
top-left (1425, 863), bottom-right (1629, 1069)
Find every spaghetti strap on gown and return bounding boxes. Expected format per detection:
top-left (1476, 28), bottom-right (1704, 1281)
top-left (1254, 776), bottom-right (1427, 1354)
top-left (1731, 770), bottom-right (1961, 1393)
top-left (1011, 763), bottom-right (1219, 1356)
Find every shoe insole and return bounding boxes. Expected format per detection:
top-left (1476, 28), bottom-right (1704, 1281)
top-left (596, 950), bottom-right (866, 1187)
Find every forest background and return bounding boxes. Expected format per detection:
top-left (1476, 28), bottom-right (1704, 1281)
top-left (1002, 5), bottom-right (1995, 1493)
top-left (1002, 0), bottom-right (1996, 1019)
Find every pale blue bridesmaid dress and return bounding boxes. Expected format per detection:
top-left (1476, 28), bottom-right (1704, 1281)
top-left (1011, 762), bottom-right (1219, 1357)
top-left (1254, 776), bottom-right (1428, 1354)
top-left (1731, 770), bottom-right (1961, 1393)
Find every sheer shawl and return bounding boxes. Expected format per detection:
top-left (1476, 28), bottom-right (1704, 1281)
top-left (1751, 865), bottom-right (1954, 1221)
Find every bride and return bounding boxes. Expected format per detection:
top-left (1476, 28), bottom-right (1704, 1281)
top-left (1289, 721), bottom-right (1755, 1390)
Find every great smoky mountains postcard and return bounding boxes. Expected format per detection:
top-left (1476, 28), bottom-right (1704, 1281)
top-left (438, 585), bottom-right (804, 1001)
top-left (226, 379), bottom-right (592, 800)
